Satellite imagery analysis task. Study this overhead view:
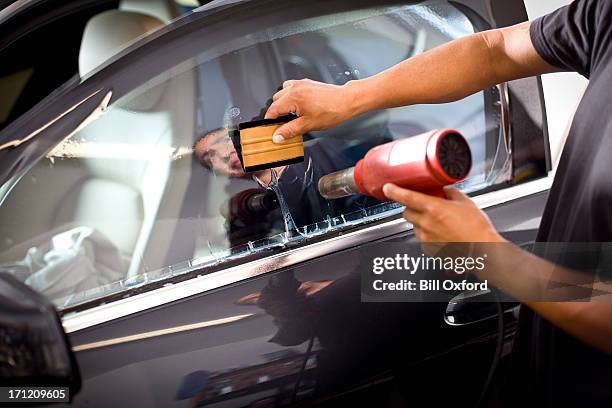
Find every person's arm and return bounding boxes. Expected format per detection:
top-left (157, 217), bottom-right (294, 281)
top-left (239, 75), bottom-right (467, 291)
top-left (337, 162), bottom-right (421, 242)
top-left (382, 183), bottom-right (612, 356)
top-left (266, 22), bottom-right (557, 142)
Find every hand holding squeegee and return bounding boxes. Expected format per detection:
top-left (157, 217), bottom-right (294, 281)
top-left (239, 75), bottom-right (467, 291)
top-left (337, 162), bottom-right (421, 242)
top-left (229, 114), bottom-right (304, 173)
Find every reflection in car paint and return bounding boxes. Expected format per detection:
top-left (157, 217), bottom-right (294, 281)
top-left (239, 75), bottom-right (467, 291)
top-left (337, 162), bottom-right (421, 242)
top-left (72, 312), bottom-right (256, 351)
top-left (177, 350), bottom-right (319, 405)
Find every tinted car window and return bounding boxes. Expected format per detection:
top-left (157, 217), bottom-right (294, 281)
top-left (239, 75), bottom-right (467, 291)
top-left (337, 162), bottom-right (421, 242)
top-left (0, 2), bottom-right (509, 309)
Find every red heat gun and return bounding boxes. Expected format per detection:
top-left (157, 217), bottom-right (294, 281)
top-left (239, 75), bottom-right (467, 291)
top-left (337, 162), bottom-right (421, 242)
top-left (318, 129), bottom-right (472, 200)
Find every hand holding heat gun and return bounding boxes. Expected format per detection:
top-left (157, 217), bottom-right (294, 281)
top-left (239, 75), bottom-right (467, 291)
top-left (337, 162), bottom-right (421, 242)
top-left (318, 129), bottom-right (472, 200)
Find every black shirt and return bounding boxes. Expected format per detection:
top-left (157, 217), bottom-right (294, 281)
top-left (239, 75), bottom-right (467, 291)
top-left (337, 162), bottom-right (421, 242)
top-left (513, 1), bottom-right (612, 406)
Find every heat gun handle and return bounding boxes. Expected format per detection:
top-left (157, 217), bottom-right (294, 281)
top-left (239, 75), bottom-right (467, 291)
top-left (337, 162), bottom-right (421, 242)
top-left (426, 189), bottom-right (447, 199)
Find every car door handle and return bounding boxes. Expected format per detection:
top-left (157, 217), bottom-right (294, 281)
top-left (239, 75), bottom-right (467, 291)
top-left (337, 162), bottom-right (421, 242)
top-left (444, 289), bottom-right (502, 326)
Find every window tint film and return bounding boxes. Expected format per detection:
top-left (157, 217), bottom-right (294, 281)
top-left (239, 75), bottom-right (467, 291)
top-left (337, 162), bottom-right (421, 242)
top-left (0, 2), bottom-right (510, 309)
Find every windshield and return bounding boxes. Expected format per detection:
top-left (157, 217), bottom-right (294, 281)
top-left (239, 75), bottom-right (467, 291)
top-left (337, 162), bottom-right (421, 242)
top-left (0, 1), bottom-right (510, 310)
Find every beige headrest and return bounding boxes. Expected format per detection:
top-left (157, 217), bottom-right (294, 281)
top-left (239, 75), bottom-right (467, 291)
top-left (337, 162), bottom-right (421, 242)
top-left (79, 10), bottom-right (164, 77)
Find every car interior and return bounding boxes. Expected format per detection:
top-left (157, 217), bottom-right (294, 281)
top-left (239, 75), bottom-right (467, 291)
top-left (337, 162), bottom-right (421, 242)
top-left (0, 0), bottom-right (203, 132)
top-left (0, 0), bottom-right (199, 303)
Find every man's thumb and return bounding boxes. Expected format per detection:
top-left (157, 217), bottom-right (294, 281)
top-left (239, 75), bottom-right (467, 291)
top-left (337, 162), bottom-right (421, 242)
top-left (273, 117), bottom-right (307, 143)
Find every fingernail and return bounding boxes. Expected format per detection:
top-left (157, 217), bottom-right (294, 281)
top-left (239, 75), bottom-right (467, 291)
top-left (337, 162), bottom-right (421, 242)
top-left (382, 184), bottom-right (393, 196)
top-left (272, 134), bottom-right (284, 144)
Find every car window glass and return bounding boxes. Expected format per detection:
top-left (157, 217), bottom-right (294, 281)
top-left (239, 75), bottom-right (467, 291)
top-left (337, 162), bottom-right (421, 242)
top-left (0, 0), bottom-right (203, 132)
top-left (0, 68), bottom-right (34, 126)
top-left (0, 2), bottom-right (510, 309)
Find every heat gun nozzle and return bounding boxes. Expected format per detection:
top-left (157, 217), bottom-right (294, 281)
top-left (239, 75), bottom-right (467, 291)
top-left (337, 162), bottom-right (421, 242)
top-left (318, 166), bottom-right (359, 199)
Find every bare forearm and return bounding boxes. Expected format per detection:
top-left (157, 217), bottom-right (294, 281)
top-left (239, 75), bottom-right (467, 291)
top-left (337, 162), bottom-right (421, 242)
top-left (266, 23), bottom-right (557, 141)
top-left (351, 33), bottom-right (501, 112)
top-left (349, 23), bottom-right (556, 115)
top-left (382, 184), bottom-right (612, 355)
top-left (475, 243), bottom-right (612, 355)
top-left (529, 301), bottom-right (612, 355)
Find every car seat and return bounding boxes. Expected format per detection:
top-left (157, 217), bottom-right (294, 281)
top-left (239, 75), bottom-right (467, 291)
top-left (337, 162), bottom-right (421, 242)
top-left (0, 9), bottom-right (196, 297)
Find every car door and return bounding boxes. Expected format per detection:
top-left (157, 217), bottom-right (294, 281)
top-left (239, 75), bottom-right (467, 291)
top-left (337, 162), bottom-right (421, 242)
top-left (0, 0), bottom-right (552, 406)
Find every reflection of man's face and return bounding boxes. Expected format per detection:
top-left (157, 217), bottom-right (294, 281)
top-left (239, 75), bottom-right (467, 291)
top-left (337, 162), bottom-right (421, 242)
top-left (194, 129), bottom-right (245, 178)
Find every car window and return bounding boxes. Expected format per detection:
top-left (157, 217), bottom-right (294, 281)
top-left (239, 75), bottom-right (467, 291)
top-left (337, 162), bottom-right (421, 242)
top-left (0, 0), bottom-right (203, 132)
top-left (0, 2), bottom-right (510, 309)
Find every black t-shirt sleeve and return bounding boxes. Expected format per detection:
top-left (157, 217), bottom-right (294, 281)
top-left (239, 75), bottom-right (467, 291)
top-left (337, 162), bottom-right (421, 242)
top-left (530, 0), bottom-right (606, 78)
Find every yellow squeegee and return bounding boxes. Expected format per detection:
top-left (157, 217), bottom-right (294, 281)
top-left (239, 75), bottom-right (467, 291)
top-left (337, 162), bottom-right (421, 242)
top-left (229, 115), bottom-right (304, 173)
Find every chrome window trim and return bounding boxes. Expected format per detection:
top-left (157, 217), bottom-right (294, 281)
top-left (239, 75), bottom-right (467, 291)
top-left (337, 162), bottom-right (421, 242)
top-left (62, 176), bottom-right (553, 334)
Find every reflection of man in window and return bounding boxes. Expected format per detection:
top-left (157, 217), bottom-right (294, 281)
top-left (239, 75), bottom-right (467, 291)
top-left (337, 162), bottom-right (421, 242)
top-left (195, 128), bottom-right (246, 179)
top-left (193, 128), bottom-right (381, 229)
top-left (194, 128), bottom-right (284, 185)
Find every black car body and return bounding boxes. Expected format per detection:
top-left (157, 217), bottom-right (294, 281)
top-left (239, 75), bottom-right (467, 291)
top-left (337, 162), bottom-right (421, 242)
top-left (0, 0), bottom-right (556, 406)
